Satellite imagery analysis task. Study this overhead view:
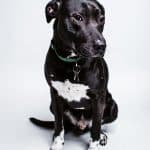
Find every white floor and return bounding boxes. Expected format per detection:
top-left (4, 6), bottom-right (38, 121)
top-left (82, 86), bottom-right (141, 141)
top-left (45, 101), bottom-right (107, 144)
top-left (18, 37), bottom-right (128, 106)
top-left (0, 0), bottom-right (150, 150)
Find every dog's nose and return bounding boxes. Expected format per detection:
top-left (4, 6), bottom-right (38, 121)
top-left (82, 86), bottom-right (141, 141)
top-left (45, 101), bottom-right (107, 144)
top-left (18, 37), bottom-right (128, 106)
top-left (94, 40), bottom-right (106, 51)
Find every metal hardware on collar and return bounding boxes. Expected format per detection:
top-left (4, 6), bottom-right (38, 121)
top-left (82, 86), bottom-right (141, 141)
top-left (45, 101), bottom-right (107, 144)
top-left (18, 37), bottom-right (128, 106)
top-left (50, 42), bottom-right (103, 82)
top-left (73, 62), bottom-right (81, 82)
top-left (51, 44), bottom-right (81, 63)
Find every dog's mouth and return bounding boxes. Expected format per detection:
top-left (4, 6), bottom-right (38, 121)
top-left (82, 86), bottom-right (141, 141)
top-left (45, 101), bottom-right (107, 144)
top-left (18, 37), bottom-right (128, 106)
top-left (72, 48), bottom-right (104, 59)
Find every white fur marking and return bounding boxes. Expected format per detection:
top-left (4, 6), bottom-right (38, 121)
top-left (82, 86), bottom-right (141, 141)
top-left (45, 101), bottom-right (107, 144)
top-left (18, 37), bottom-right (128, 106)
top-left (65, 111), bottom-right (77, 125)
top-left (88, 120), bottom-right (92, 128)
top-left (51, 130), bottom-right (64, 150)
top-left (75, 107), bottom-right (85, 110)
top-left (51, 79), bottom-right (90, 102)
top-left (50, 74), bottom-right (54, 78)
top-left (88, 139), bottom-right (100, 150)
top-left (67, 51), bottom-right (77, 58)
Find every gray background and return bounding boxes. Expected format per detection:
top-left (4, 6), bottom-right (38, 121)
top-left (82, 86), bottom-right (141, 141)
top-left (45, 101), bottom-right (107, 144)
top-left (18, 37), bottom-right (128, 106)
top-left (0, 0), bottom-right (150, 149)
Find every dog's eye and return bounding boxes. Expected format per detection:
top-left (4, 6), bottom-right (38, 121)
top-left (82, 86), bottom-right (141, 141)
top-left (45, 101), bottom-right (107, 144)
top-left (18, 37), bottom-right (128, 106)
top-left (72, 14), bottom-right (83, 22)
top-left (99, 15), bottom-right (105, 23)
top-left (95, 9), bottom-right (100, 16)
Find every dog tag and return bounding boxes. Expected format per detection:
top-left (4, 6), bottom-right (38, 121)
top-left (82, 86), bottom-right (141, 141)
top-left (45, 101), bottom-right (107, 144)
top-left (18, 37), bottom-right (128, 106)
top-left (73, 63), bottom-right (80, 82)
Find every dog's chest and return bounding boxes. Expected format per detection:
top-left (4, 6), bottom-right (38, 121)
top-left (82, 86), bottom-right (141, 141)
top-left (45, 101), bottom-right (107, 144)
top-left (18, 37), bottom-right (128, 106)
top-left (51, 79), bottom-right (90, 102)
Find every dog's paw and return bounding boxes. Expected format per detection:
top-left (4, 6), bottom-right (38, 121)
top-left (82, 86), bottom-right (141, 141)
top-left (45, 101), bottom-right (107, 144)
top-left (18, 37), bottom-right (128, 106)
top-left (50, 141), bottom-right (64, 150)
top-left (50, 138), bottom-right (64, 150)
top-left (50, 131), bottom-right (64, 150)
top-left (100, 132), bottom-right (107, 146)
top-left (88, 140), bottom-right (100, 150)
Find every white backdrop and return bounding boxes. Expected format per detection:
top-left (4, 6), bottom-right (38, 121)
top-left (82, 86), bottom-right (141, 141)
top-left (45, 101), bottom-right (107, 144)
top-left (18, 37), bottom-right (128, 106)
top-left (0, 0), bottom-right (150, 150)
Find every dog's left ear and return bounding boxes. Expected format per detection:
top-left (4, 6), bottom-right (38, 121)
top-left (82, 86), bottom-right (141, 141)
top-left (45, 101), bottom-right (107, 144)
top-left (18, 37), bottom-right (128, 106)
top-left (45, 0), bottom-right (61, 23)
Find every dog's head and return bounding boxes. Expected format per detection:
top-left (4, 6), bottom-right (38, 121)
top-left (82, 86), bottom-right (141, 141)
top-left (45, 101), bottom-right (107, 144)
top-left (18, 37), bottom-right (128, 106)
top-left (45, 0), bottom-right (106, 57)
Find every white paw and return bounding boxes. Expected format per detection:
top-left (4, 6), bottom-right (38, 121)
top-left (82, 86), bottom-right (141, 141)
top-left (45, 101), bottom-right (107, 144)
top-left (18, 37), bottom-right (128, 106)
top-left (88, 140), bottom-right (100, 150)
top-left (50, 130), bottom-right (64, 150)
top-left (100, 133), bottom-right (107, 146)
top-left (50, 141), bottom-right (64, 150)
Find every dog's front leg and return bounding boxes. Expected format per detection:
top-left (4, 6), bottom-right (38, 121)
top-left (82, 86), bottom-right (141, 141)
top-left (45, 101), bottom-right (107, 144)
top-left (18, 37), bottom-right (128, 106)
top-left (50, 88), bottom-right (64, 150)
top-left (88, 90), bottom-right (106, 150)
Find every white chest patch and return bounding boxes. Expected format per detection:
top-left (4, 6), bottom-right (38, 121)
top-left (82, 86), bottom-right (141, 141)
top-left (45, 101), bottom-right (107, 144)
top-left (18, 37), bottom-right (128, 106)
top-left (51, 79), bottom-right (90, 102)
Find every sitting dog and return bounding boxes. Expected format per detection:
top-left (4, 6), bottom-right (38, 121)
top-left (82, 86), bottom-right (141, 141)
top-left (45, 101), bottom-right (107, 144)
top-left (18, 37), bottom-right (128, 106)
top-left (30, 0), bottom-right (118, 150)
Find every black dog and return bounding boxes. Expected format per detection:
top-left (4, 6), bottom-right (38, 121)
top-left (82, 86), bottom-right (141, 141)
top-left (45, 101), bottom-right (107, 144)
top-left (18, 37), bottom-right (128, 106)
top-left (30, 0), bottom-right (118, 149)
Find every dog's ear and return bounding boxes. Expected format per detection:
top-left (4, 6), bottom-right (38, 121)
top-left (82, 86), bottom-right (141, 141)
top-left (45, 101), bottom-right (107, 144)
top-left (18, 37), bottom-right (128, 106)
top-left (45, 0), bottom-right (61, 23)
top-left (99, 15), bottom-right (105, 32)
top-left (99, 4), bottom-right (105, 32)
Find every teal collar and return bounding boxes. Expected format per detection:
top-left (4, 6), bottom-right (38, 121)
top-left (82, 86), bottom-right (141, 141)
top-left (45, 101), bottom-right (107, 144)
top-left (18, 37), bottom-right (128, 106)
top-left (51, 44), bottom-right (81, 63)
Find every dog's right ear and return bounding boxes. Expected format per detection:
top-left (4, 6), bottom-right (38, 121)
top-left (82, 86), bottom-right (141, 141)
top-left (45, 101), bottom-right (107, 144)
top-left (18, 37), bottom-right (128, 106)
top-left (45, 0), bottom-right (61, 23)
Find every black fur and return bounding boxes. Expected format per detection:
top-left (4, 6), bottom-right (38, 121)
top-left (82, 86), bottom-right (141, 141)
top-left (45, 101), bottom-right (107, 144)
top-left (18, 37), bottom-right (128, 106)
top-left (30, 0), bottom-right (118, 148)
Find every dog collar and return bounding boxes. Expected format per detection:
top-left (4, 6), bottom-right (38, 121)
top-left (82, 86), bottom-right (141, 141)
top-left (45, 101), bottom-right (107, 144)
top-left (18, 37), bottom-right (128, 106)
top-left (51, 44), bottom-right (81, 63)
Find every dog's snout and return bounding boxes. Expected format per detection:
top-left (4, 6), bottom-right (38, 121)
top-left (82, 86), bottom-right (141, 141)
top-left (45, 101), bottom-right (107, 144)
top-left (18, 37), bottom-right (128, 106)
top-left (94, 40), bottom-right (106, 51)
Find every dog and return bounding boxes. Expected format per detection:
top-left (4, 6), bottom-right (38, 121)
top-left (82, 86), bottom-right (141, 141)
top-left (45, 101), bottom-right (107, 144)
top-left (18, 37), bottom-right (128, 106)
top-left (30, 0), bottom-right (118, 150)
